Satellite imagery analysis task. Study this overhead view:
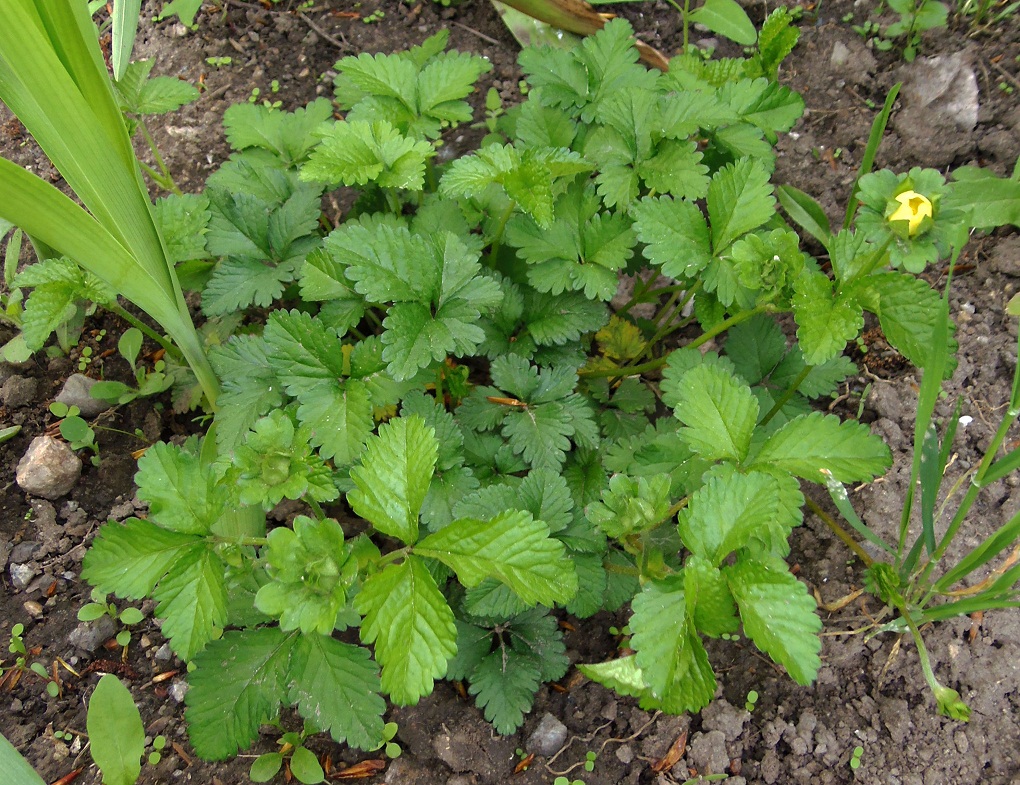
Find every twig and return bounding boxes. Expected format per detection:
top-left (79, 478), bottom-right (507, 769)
top-left (988, 58), bottom-right (1020, 91)
top-left (546, 712), bottom-right (661, 776)
top-left (452, 21), bottom-right (501, 46)
top-left (298, 10), bottom-right (347, 49)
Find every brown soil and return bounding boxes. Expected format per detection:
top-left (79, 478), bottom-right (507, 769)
top-left (2, 1), bottom-right (1019, 784)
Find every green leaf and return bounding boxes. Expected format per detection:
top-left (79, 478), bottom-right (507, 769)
top-left (154, 193), bottom-right (210, 264)
top-left (630, 577), bottom-right (716, 713)
top-left (301, 119), bottom-right (435, 190)
top-left (114, 59), bottom-right (199, 115)
top-left (945, 169), bottom-right (1020, 229)
top-left (684, 555), bottom-right (739, 637)
top-left (724, 555), bottom-right (821, 684)
top-left (211, 336), bottom-right (284, 451)
top-left (87, 675), bottom-right (145, 785)
top-left (135, 441), bottom-right (226, 535)
top-left (287, 634), bottom-right (386, 750)
top-left (151, 546), bottom-right (228, 660)
top-left (578, 655), bottom-right (660, 709)
top-left (416, 510), bottom-right (578, 605)
top-left (751, 411), bottom-right (892, 483)
top-left (865, 272), bottom-right (957, 370)
top-left (467, 650), bottom-right (541, 735)
top-left (725, 314), bottom-right (787, 384)
top-left (707, 158), bottom-right (775, 252)
top-left (792, 270), bottom-right (864, 365)
top-left (348, 416), bottom-right (438, 545)
top-left (186, 629), bottom-right (296, 760)
top-left (720, 79), bottom-right (805, 136)
top-left (631, 196), bottom-right (712, 279)
top-left (688, 0), bottom-right (757, 45)
top-left (82, 519), bottom-right (204, 600)
top-left (223, 99), bottom-right (333, 166)
top-left (677, 470), bottom-right (795, 565)
top-left (299, 380), bottom-right (375, 466)
top-left (356, 556), bottom-right (458, 704)
top-left (777, 185), bottom-right (831, 252)
top-left (671, 362), bottom-right (759, 462)
top-left (585, 473), bottom-right (672, 539)
top-left (289, 747), bottom-right (323, 784)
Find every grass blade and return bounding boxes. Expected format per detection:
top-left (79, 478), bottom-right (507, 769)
top-left (843, 83), bottom-right (901, 229)
top-left (112, 0), bottom-right (143, 81)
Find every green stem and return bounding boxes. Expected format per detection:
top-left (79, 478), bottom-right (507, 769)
top-left (759, 363), bottom-right (813, 428)
top-left (305, 497), bottom-right (325, 520)
top-left (682, 0), bottom-right (691, 50)
top-left (687, 304), bottom-right (768, 351)
top-left (806, 497), bottom-right (874, 567)
top-left (138, 120), bottom-right (182, 196)
top-left (107, 304), bottom-right (181, 360)
top-left (378, 546), bottom-right (411, 568)
top-left (384, 188), bottom-right (402, 216)
top-left (487, 201), bottom-right (516, 266)
top-left (635, 282), bottom-right (703, 362)
top-left (435, 363), bottom-right (445, 409)
top-left (615, 274), bottom-right (658, 317)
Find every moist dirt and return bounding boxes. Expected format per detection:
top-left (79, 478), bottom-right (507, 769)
top-left (1, 1), bottom-right (1019, 783)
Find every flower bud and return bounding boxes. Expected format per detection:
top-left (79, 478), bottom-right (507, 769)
top-left (888, 190), bottom-right (933, 237)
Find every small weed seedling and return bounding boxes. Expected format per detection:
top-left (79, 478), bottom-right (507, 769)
top-left (250, 723), bottom-right (326, 784)
top-left (77, 588), bottom-right (145, 651)
top-left (49, 402), bottom-right (99, 465)
top-left (205, 56), bottom-right (233, 67)
top-left (744, 690), bottom-right (759, 712)
top-left (88, 327), bottom-right (173, 405)
top-left (850, 744), bottom-right (865, 770)
top-left (87, 674), bottom-right (145, 785)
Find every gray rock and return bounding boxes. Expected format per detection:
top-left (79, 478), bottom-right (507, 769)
top-left (688, 730), bottom-right (730, 776)
top-left (154, 642), bottom-right (174, 662)
top-left (527, 712), bottom-right (568, 757)
top-left (9, 562), bottom-right (37, 591)
top-left (0, 536), bottom-right (11, 570)
top-left (68, 615), bottom-right (117, 652)
top-left (16, 436), bottom-right (82, 499)
top-left (894, 52), bottom-right (978, 166)
top-left (169, 679), bottom-right (189, 703)
top-left (55, 373), bottom-right (112, 418)
top-left (701, 699), bottom-right (750, 742)
top-left (0, 375), bottom-right (39, 408)
top-left (9, 541), bottom-right (39, 563)
top-left (988, 236), bottom-right (1020, 277)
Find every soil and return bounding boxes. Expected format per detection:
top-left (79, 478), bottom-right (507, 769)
top-left (2, 1), bottom-right (1019, 784)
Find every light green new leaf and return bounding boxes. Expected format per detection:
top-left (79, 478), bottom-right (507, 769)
top-left (223, 98), bottom-right (333, 165)
top-left (348, 416), bottom-right (438, 545)
top-left (186, 629), bottom-right (295, 760)
top-left (751, 411), bottom-right (892, 483)
top-left (152, 547), bottom-right (228, 661)
top-left (301, 119), bottom-right (435, 190)
top-left (135, 441), bottom-right (227, 535)
top-left (578, 655), bottom-right (661, 710)
top-left (724, 556), bottom-right (821, 684)
top-left (671, 362), bottom-right (759, 462)
top-left (629, 577), bottom-right (716, 713)
top-left (298, 380), bottom-right (375, 466)
top-left (356, 556), bottom-right (458, 704)
top-left (87, 675), bottom-right (144, 785)
top-left (81, 518), bottom-right (204, 600)
top-left (416, 510), bottom-right (578, 605)
top-left (287, 635), bottom-right (386, 750)
top-left (707, 157), bottom-right (775, 252)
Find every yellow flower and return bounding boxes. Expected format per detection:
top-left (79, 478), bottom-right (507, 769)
top-left (888, 190), bottom-right (933, 236)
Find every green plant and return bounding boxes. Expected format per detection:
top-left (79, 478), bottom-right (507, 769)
top-left (744, 689), bottom-right (759, 712)
top-left (956, 0), bottom-right (1020, 29)
top-left (850, 744), bottom-right (865, 770)
top-left (0, 4), bottom-right (1012, 770)
top-left (815, 271), bottom-right (1020, 722)
top-left (0, 732), bottom-right (46, 785)
top-left (554, 777), bottom-right (585, 785)
top-left (89, 327), bottom-right (174, 405)
top-left (250, 721), bottom-right (330, 784)
top-left (86, 674), bottom-right (145, 785)
top-left (77, 587), bottom-right (145, 649)
top-left (205, 56), bottom-right (233, 67)
top-left (49, 402), bottom-right (100, 465)
top-left (855, 0), bottom-right (948, 60)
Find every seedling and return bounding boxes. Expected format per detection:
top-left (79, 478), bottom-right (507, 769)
top-left (88, 327), bottom-right (173, 405)
top-left (77, 588), bottom-right (145, 651)
top-left (205, 56), bottom-right (232, 67)
top-left (362, 8), bottom-right (385, 22)
top-left (584, 750), bottom-right (597, 772)
top-left (850, 744), bottom-right (865, 770)
top-left (744, 690), bottom-right (759, 712)
top-left (250, 724), bottom-right (326, 784)
top-left (49, 402), bottom-right (99, 465)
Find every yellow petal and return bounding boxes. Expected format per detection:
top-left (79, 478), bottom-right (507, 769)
top-left (888, 190), bottom-right (933, 236)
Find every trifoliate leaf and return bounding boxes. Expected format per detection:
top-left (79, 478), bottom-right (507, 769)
top-left (223, 98), bottom-right (333, 165)
top-left (603, 420), bottom-right (709, 498)
top-left (81, 519), bottom-right (204, 600)
top-left (751, 411), bottom-right (892, 483)
top-left (348, 416), bottom-right (438, 545)
top-left (769, 346), bottom-right (856, 400)
top-left (186, 629), bottom-right (295, 760)
top-left (135, 441), bottom-right (227, 535)
top-left (720, 78), bottom-right (804, 136)
top-left (356, 556), bottom-right (457, 704)
top-left (793, 270), bottom-right (864, 365)
top-left (297, 379), bottom-right (375, 466)
top-left (301, 119), bottom-right (435, 190)
top-left (630, 577), bottom-right (716, 713)
top-left (151, 546), bottom-right (228, 660)
top-left (452, 468), bottom-right (573, 534)
top-left (523, 289), bottom-right (609, 347)
top-left (707, 157), bottom-right (775, 253)
top-left (670, 362), bottom-right (759, 462)
top-left (417, 510), bottom-right (577, 605)
top-left (287, 634), bottom-right (386, 749)
top-left (631, 195), bottom-right (712, 279)
top-left (114, 59), bottom-right (199, 115)
top-left (502, 400), bottom-right (575, 470)
top-left (723, 555), bottom-right (821, 684)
